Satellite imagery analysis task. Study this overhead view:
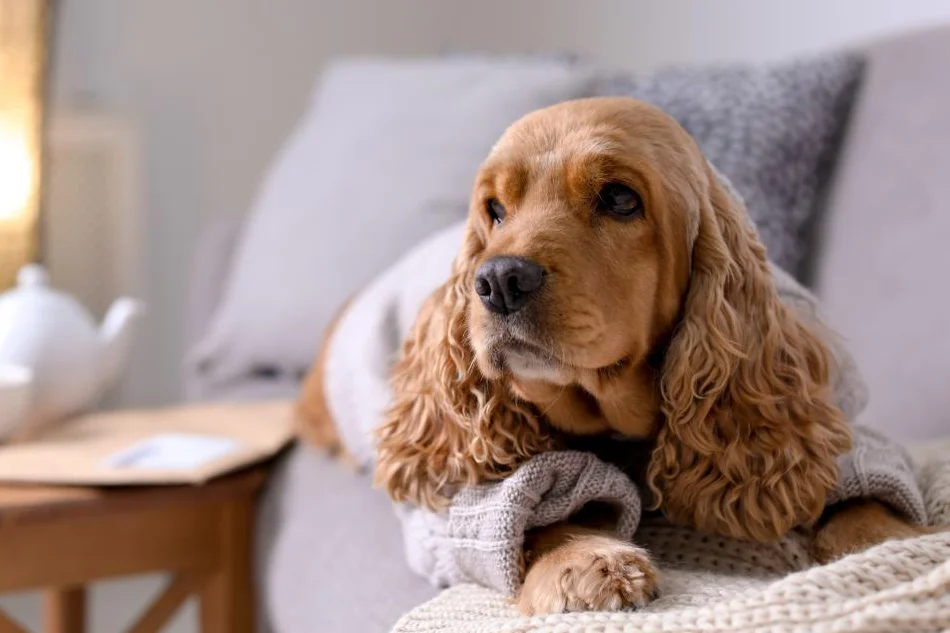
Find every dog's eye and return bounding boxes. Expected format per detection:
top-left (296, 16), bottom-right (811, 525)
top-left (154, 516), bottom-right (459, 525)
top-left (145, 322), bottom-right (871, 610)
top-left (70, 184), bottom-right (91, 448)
top-left (486, 198), bottom-right (506, 225)
top-left (597, 183), bottom-right (643, 219)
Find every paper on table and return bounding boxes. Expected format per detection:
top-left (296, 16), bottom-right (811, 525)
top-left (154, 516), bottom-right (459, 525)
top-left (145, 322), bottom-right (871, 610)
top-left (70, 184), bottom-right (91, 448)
top-left (103, 433), bottom-right (245, 470)
top-left (0, 401), bottom-right (295, 485)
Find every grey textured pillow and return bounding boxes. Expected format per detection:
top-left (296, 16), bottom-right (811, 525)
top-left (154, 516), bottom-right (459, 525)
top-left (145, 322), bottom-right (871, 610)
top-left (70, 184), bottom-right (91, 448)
top-left (596, 53), bottom-right (863, 277)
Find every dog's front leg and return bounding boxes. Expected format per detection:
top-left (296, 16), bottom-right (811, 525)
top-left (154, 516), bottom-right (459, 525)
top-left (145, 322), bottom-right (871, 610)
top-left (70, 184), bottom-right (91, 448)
top-left (517, 522), bottom-right (659, 615)
top-left (812, 499), bottom-right (941, 563)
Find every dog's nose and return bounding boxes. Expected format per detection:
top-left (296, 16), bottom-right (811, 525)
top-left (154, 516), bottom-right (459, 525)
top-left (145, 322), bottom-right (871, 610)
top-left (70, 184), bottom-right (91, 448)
top-left (474, 256), bottom-right (545, 315)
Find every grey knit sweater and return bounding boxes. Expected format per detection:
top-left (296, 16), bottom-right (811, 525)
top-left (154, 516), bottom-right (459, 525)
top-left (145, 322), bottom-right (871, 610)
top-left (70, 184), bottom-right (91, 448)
top-left (322, 222), bottom-right (927, 598)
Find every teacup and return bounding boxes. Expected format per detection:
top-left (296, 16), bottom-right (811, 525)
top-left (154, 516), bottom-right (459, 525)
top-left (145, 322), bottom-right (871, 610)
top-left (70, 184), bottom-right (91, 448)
top-left (0, 365), bottom-right (33, 441)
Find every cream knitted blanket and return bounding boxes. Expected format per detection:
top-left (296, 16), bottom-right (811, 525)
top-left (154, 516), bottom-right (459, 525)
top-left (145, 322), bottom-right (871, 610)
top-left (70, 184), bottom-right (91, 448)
top-left (392, 442), bottom-right (950, 633)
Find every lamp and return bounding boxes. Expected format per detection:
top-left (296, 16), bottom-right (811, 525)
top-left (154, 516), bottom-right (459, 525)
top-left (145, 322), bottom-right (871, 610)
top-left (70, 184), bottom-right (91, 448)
top-left (0, 0), bottom-right (50, 288)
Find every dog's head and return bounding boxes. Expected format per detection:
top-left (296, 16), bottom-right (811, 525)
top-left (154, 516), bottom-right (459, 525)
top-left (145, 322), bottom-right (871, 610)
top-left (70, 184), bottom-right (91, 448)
top-left (467, 99), bottom-right (698, 438)
top-left (376, 98), bottom-right (850, 541)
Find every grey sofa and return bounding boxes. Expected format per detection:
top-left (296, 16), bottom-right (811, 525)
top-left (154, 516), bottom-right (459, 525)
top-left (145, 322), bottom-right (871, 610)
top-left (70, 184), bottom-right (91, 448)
top-left (186, 26), bottom-right (950, 633)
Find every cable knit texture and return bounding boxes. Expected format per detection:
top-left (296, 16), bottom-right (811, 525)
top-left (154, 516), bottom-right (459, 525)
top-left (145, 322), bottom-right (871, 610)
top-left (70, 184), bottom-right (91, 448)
top-left (398, 452), bottom-right (642, 595)
top-left (390, 442), bottom-right (950, 633)
top-left (828, 425), bottom-right (927, 523)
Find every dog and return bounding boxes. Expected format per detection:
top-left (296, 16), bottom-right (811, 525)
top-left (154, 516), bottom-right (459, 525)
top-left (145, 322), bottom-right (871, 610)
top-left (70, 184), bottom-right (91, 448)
top-left (300, 97), bottom-right (933, 615)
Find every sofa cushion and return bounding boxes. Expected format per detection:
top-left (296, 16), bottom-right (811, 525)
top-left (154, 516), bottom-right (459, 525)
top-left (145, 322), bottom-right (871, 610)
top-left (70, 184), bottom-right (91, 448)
top-left (815, 26), bottom-right (950, 441)
top-left (597, 53), bottom-right (863, 277)
top-left (188, 58), bottom-right (596, 385)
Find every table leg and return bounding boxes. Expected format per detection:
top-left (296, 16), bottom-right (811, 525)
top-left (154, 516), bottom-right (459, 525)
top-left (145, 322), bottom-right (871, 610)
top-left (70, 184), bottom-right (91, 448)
top-left (200, 499), bottom-right (255, 633)
top-left (44, 586), bottom-right (85, 633)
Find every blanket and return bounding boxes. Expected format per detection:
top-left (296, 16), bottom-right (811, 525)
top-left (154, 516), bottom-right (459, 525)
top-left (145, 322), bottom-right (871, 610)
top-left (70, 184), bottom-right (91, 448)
top-left (390, 441), bottom-right (950, 633)
top-left (324, 217), bottom-right (926, 597)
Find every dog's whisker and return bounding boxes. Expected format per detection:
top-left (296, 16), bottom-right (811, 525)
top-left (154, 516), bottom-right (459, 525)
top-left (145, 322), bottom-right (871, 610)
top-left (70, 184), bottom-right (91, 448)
top-left (537, 385), bottom-right (570, 419)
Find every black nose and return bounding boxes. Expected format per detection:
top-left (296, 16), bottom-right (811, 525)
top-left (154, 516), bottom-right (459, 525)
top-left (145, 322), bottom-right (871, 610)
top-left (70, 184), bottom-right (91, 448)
top-left (474, 256), bottom-right (545, 314)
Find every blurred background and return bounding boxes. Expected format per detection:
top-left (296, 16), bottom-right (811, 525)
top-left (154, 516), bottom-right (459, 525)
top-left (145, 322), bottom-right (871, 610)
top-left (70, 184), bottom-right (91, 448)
top-left (35, 0), bottom-right (950, 409)
top-left (3, 1), bottom-right (950, 631)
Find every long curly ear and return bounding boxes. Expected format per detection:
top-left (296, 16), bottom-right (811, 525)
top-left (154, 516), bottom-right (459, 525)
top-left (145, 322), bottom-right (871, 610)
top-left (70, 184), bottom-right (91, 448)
top-left (374, 222), bottom-right (554, 510)
top-left (647, 165), bottom-right (852, 542)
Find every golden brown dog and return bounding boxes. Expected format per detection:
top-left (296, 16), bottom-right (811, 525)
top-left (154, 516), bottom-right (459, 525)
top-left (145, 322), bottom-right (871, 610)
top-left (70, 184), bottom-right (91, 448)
top-left (300, 97), bottom-right (933, 615)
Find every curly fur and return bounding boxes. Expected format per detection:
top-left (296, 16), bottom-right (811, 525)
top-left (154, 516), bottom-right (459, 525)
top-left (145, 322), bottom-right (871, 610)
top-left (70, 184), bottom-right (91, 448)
top-left (374, 226), bottom-right (556, 510)
top-left (646, 164), bottom-right (852, 541)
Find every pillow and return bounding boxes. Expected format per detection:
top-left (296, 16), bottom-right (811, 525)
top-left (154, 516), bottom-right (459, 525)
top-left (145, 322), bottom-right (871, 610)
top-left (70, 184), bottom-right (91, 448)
top-left (595, 53), bottom-right (863, 277)
top-left (190, 58), bottom-right (597, 384)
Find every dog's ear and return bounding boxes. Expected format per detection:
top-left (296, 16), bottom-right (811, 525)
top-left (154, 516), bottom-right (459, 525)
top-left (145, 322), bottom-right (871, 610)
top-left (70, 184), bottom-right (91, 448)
top-left (374, 220), bottom-right (553, 510)
top-left (646, 164), bottom-right (852, 541)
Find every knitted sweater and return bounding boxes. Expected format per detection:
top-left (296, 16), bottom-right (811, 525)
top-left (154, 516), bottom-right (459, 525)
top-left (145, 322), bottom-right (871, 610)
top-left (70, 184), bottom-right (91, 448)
top-left (322, 220), bottom-right (926, 597)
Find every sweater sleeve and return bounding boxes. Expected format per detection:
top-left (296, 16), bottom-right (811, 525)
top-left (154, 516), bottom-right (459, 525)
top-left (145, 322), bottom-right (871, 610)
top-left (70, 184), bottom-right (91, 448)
top-left (829, 425), bottom-right (928, 524)
top-left (394, 451), bottom-right (643, 596)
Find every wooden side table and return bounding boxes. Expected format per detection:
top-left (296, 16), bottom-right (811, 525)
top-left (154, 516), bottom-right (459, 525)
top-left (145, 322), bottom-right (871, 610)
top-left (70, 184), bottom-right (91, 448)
top-left (0, 467), bottom-right (267, 633)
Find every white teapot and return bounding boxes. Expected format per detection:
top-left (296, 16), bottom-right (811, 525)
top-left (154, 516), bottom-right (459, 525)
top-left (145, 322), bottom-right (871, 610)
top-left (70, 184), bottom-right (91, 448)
top-left (0, 264), bottom-right (145, 430)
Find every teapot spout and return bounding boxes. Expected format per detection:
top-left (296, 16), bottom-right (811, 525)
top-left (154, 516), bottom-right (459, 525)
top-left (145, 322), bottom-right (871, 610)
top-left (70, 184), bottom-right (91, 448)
top-left (99, 298), bottom-right (146, 394)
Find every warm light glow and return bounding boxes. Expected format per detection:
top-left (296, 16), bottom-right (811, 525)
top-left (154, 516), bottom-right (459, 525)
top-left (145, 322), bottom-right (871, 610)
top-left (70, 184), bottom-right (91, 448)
top-left (0, 0), bottom-right (47, 288)
top-left (0, 0), bottom-right (52, 286)
top-left (0, 121), bottom-right (33, 221)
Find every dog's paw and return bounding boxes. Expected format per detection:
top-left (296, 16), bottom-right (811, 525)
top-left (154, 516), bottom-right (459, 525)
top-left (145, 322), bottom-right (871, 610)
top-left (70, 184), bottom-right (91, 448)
top-left (516, 534), bottom-right (659, 615)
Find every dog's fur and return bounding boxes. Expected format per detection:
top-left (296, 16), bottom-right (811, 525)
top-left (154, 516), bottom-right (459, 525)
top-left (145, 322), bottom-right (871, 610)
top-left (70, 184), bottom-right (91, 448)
top-left (300, 98), bottom-right (933, 614)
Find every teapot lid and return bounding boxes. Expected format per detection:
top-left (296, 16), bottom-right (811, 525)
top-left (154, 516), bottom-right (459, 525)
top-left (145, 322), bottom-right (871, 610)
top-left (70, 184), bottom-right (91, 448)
top-left (0, 264), bottom-right (97, 333)
top-left (17, 264), bottom-right (49, 288)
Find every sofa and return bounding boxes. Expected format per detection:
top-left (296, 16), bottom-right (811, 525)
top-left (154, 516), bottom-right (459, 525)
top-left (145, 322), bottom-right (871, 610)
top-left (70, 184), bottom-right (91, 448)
top-left (185, 25), bottom-right (950, 633)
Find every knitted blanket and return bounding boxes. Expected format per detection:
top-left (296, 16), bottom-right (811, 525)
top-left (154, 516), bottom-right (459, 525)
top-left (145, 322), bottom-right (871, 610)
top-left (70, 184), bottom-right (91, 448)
top-left (324, 219), bottom-right (926, 597)
top-left (391, 441), bottom-right (950, 633)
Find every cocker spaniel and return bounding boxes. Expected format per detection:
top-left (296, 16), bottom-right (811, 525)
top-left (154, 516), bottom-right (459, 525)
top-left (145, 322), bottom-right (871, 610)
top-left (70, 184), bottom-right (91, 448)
top-left (303, 97), bottom-right (932, 614)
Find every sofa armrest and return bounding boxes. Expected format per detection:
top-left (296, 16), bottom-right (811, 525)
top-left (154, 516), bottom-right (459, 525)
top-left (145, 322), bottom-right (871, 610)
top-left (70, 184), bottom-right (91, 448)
top-left (186, 213), bottom-right (245, 350)
top-left (183, 213), bottom-right (245, 401)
